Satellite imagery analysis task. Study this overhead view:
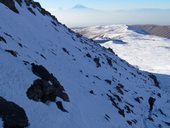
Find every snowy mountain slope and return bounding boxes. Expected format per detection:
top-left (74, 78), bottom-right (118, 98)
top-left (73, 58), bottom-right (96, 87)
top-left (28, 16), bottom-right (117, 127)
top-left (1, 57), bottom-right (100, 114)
top-left (0, 1), bottom-right (170, 128)
top-left (73, 24), bottom-right (170, 108)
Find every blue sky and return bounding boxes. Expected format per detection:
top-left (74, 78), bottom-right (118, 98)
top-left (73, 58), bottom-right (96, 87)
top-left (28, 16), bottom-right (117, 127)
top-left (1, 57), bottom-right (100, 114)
top-left (35, 0), bottom-right (170, 27)
top-left (35, 0), bottom-right (170, 10)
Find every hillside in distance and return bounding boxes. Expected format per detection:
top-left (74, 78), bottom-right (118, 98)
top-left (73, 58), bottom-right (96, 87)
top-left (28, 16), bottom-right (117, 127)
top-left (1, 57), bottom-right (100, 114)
top-left (0, 1), bottom-right (170, 128)
top-left (129, 25), bottom-right (170, 39)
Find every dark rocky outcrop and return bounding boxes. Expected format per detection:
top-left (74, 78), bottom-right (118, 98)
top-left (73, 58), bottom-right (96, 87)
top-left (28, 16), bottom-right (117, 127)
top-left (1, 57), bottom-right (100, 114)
top-left (56, 101), bottom-right (68, 112)
top-left (148, 97), bottom-right (156, 111)
top-left (105, 79), bottom-right (112, 85)
top-left (27, 7), bottom-right (36, 15)
top-left (62, 48), bottom-right (70, 55)
top-left (107, 48), bottom-right (115, 54)
top-left (27, 78), bottom-right (69, 103)
top-left (15, 0), bottom-right (22, 6)
top-left (86, 53), bottom-right (91, 58)
top-left (5, 50), bottom-right (17, 57)
top-left (0, 96), bottom-right (29, 128)
top-left (116, 84), bottom-right (124, 95)
top-left (149, 74), bottom-right (160, 88)
top-left (31, 63), bottom-right (51, 81)
top-left (89, 90), bottom-right (95, 95)
top-left (127, 120), bottom-right (133, 126)
top-left (27, 64), bottom-right (69, 106)
top-left (93, 57), bottom-right (101, 68)
top-left (164, 122), bottom-right (170, 126)
top-left (0, 0), bottom-right (19, 13)
top-left (134, 97), bottom-right (143, 104)
top-left (0, 36), bottom-right (6, 43)
top-left (104, 114), bottom-right (110, 121)
top-left (107, 58), bottom-right (112, 66)
top-left (107, 94), bottom-right (125, 117)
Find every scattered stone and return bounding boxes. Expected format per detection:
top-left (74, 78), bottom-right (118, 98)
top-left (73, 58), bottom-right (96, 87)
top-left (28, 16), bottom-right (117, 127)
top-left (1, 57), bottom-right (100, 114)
top-left (89, 90), bottom-right (95, 95)
top-left (86, 53), bottom-right (91, 58)
top-left (18, 43), bottom-right (23, 48)
top-left (158, 109), bottom-right (166, 116)
top-left (148, 117), bottom-right (154, 122)
top-left (56, 101), bottom-right (68, 113)
top-left (62, 48), bottom-right (69, 55)
top-left (0, 36), bottom-right (6, 43)
top-left (118, 109), bottom-right (125, 117)
top-left (107, 58), bottom-right (112, 66)
top-left (127, 120), bottom-right (132, 126)
top-left (40, 54), bottom-right (46, 59)
top-left (105, 79), bottom-right (112, 85)
top-left (104, 114), bottom-right (110, 121)
top-left (164, 122), bottom-right (170, 126)
top-left (134, 97), bottom-right (143, 104)
top-left (116, 84), bottom-right (124, 95)
top-left (93, 57), bottom-right (101, 68)
top-left (5, 50), bottom-right (17, 57)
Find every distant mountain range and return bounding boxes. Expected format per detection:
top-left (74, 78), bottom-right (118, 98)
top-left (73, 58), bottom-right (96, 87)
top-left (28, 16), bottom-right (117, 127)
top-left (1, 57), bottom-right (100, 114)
top-left (71, 4), bottom-right (95, 11)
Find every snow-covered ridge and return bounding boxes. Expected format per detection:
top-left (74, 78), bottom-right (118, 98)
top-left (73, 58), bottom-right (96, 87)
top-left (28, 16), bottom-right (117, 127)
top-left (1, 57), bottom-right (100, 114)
top-left (0, 1), bottom-right (170, 128)
top-left (73, 25), bottom-right (170, 75)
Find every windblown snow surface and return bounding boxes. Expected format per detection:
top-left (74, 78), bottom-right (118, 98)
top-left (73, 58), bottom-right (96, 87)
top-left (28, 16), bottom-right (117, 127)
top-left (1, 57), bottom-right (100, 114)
top-left (0, 1), bottom-right (169, 128)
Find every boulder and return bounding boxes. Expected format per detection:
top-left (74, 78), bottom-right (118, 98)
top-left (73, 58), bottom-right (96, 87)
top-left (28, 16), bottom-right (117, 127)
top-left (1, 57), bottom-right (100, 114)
top-left (0, 97), bottom-right (29, 128)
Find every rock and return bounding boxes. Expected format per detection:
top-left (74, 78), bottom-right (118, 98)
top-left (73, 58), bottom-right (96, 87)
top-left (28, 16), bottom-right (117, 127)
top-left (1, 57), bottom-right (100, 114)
top-left (0, 97), bottom-right (29, 128)
top-left (127, 120), bottom-right (132, 126)
top-left (5, 50), bottom-right (17, 57)
top-left (28, 7), bottom-right (36, 15)
top-left (0, 36), bottom-right (6, 43)
top-left (89, 90), bottom-right (95, 95)
top-left (93, 57), bottom-right (101, 68)
top-left (62, 48), bottom-right (69, 55)
top-left (56, 101), bottom-right (68, 112)
top-left (27, 64), bottom-right (69, 113)
top-left (116, 84), bottom-right (124, 95)
top-left (149, 74), bottom-right (160, 88)
top-left (31, 63), bottom-right (51, 81)
top-left (0, 0), bottom-right (19, 13)
top-left (86, 53), bottom-right (91, 58)
top-left (107, 58), bottom-right (112, 66)
top-left (27, 64), bottom-right (70, 103)
top-left (26, 79), bottom-right (44, 102)
top-left (105, 79), bottom-right (112, 85)
top-left (164, 122), bottom-right (170, 126)
top-left (107, 48), bottom-right (115, 54)
top-left (148, 97), bottom-right (156, 111)
top-left (27, 79), bottom-right (59, 103)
